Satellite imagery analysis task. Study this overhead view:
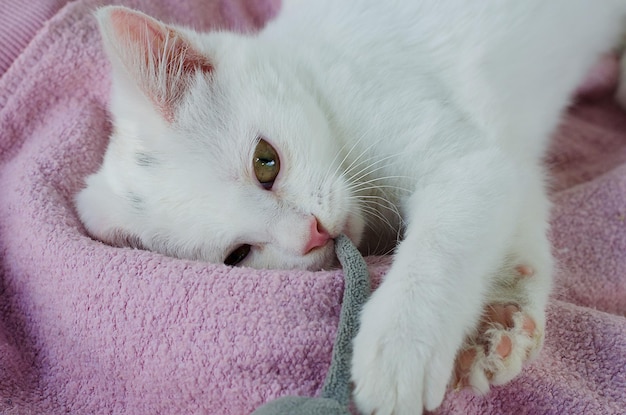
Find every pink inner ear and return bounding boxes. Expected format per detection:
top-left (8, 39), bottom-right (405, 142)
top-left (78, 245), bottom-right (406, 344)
top-left (170, 30), bottom-right (214, 74)
top-left (107, 8), bottom-right (213, 120)
top-left (109, 8), bottom-right (162, 49)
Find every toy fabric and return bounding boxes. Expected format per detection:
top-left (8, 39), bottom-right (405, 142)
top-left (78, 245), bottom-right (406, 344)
top-left (251, 235), bottom-right (371, 415)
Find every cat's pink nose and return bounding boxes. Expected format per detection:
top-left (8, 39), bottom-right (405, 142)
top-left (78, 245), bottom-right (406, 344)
top-left (303, 216), bottom-right (331, 254)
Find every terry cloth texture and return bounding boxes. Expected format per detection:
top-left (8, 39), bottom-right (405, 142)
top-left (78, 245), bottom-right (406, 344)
top-left (0, 1), bottom-right (625, 414)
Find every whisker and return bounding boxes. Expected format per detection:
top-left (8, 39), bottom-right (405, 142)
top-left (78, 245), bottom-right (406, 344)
top-left (340, 136), bottom-right (387, 179)
top-left (321, 132), bottom-right (368, 186)
top-left (321, 133), bottom-right (412, 257)
top-left (358, 198), bottom-right (402, 222)
top-left (357, 199), bottom-right (400, 232)
top-left (349, 180), bottom-right (412, 194)
top-left (359, 207), bottom-right (394, 236)
top-left (325, 126), bottom-right (377, 185)
top-left (343, 152), bottom-right (401, 183)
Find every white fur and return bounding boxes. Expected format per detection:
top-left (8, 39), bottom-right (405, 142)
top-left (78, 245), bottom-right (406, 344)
top-left (76, 1), bottom-right (626, 414)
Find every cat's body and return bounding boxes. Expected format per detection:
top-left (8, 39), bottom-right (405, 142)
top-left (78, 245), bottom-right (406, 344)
top-left (76, 1), bottom-right (626, 414)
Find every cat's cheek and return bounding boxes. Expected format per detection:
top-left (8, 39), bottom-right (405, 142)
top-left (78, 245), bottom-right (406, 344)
top-left (342, 211), bottom-right (365, 248)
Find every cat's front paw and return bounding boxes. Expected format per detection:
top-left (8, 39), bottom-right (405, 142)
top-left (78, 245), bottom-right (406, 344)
top-left (351, 281), bottom-right (458, 415)
top-left (452, 266), bottom-right (545, 394)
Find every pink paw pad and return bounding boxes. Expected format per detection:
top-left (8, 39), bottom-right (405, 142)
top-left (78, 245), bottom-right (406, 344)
top-left (452, 270), bottom-right (542, 394)
top-left (515, 265), bottom-right (534, 277)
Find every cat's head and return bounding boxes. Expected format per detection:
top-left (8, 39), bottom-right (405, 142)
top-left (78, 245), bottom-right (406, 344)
top-left (75, 6), bottom-right (364, 270)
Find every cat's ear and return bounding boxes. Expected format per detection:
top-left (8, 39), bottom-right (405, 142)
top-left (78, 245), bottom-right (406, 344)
top-left (95, 6), bottom-right (213, 121)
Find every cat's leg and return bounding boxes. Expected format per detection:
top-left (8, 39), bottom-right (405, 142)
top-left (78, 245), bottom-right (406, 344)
top-left (452, 170), bottom-right (553, 392)
top-left (351, 148), bottom-right (523, 415)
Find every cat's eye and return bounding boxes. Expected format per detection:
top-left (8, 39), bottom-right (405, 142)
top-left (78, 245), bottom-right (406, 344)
top-left (224, 244), bottom-right (251, 266)
top-left (253, 138), bottom-right (280, 190)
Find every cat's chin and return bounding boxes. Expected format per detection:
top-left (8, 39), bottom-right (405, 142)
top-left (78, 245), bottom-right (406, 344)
top-left (303, 239), bottom-right (340, 271)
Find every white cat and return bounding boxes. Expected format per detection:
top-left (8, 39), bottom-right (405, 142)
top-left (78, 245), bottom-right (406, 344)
top-left (75, 1), bottom-right (626, 414)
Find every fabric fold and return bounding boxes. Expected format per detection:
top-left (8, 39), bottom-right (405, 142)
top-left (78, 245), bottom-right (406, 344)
top-left (0, 1), bottom-right (624, 414)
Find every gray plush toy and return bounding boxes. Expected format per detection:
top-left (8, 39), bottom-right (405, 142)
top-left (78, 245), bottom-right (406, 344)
top-left (251, 234), bottom-right (370, 415)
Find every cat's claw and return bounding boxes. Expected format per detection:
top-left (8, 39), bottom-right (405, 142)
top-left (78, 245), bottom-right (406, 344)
top-left (351, 280), bottom-right (457, 415)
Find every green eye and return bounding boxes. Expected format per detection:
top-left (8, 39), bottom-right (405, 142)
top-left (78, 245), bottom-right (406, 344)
top-left (224, 244), bottom-right (251, 266)
top-left (253, 138), bottom-right (280, 190)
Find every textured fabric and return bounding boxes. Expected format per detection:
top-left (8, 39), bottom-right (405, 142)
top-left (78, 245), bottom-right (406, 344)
top-left (0, 1), bottom-right (625, 414)
top-left (251, 234), bottom-right (366, 415)
top-left (0, 0), bottom-right (72, 77)
top-left (320, 235), bottom-right (369, 406)
top-left (251, 396), bottom-right (349, 415)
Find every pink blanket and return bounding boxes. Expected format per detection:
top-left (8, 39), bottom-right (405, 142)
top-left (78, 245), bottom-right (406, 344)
top-left (0, 1), bottom-right (624, 414)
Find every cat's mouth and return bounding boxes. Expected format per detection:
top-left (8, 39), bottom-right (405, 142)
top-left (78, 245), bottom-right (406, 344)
top-left (305, 238), bottom-right (340, 271)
